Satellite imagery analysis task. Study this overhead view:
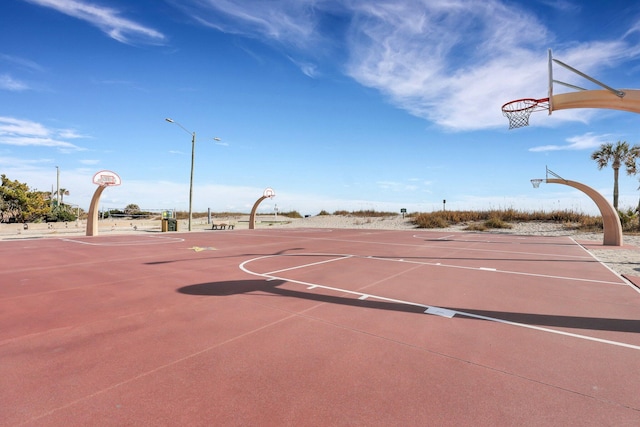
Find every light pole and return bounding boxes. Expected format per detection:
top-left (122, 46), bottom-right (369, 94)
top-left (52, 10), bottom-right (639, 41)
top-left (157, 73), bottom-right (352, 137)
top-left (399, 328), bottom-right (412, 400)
top-left (165, 118), bottom-right (220, 231)
top-left (56, 166), bottom-right (60, 208)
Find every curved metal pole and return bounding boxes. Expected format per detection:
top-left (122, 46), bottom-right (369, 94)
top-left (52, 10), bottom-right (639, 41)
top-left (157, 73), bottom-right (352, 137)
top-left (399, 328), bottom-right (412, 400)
top-left (249, 196), bottom-right (269, 230)
top-left (86, 185), bottom-right (107, 236)
top-left (552, 89), bottom-right (640, 113)
top-left (546, 179), bottom-right (622, 246)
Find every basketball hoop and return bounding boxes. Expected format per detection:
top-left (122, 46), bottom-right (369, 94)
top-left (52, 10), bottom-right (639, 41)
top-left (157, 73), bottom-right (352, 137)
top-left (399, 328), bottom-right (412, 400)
top-left (92, 170), bottom-right (121, 187)
top-left (501, 98), bottom-right (549, 129)
top-left (530, 179), bottom-right (544, 188)
top-left (263, 187), bottom-right (275, 199)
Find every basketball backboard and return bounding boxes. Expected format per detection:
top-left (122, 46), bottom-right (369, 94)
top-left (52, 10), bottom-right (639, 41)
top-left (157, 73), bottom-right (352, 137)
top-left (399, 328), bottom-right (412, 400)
top-left (92, 170), bottom-right (121, 187)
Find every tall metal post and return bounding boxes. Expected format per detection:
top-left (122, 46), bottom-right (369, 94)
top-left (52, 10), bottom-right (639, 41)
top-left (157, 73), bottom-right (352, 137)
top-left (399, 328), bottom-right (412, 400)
top-left (56, 166), bottom-right (60, 207)
top-left (189, 131), bottom-right (195, 232)
top-left (166, 118), bottom-right (221, 232)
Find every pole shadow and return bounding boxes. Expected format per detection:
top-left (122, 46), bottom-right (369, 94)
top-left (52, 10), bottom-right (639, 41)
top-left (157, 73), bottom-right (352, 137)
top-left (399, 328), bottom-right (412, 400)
top-left (177, 280), bottom-right (640, 333)
top-left (178, 279), bottom-right (426, 314)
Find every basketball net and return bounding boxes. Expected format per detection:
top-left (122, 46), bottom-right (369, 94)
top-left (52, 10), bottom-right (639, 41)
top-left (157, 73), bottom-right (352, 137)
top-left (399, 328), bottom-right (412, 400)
top-left (501, 98), bottom-right (549, 129)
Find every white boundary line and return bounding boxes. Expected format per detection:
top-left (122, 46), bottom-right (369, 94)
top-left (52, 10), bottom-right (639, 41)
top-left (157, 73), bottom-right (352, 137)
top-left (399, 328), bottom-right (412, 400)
top-left (61, 235), bottom-right (185, 246)
top-left (413, 234), bottom-right (592, 260)
top-left (239, 253), bottom-right (640, 352)
top-left (265, 254), bottom-right (353, 275)
top-left (571, 237), bottom-right (640, 295)
top-left (362, 254), bottom-right (621, 286)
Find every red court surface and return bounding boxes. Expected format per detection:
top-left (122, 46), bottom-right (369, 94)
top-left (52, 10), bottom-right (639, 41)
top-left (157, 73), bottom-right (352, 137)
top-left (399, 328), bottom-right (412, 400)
top-left (2, 228), bottom-right (640, 426)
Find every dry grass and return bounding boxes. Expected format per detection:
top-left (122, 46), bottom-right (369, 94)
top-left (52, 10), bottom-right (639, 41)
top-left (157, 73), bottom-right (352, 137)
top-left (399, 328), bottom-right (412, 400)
top-left (182, 208), bottom-right (640, 234)
top-left (411, 208), bottom-right (640, 233)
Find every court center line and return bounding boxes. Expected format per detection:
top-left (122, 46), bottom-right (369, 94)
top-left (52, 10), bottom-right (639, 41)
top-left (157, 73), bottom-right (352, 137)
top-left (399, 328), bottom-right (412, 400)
top-left (362, 254), bottom-right (623, 286)
top-left (265, 254), bottom-right (353, 275)
top-left (250, 252), bottom-right (623, 286)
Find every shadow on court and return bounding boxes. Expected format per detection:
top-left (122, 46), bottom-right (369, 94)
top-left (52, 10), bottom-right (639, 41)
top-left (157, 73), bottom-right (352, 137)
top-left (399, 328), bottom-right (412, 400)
top-left (177, 280), bottom-right (640, 333)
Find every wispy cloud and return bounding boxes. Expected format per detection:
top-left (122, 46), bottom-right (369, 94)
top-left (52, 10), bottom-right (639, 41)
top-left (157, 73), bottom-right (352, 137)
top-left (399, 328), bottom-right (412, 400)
top-left (0, 116), bottom-right (86, 150)
top-left (0, 54), bottom-right (45, 73)
top-left (182, 0), bottom-right (319, 47)
top-left (0, 74), bottom-right (29, 91)
top-left (24, 0), bottom-right (166, 45)
top-left (376, 179), bottom-right (430, 192)
top-left (287, 56), bottom-right (318, 78)
top-left (529, 132), bottom-right (612, 152)
top-left (175, 0), bottom-right (328, 77)
top-left (176, 0), bottom-right (640, 131)
top-left (58, 129), bottom-right (90, 139)
top-left (0, 156), bottom-right (54, 168)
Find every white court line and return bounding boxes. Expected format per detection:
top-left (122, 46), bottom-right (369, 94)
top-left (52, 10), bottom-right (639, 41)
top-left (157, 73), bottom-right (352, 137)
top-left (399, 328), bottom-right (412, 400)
top-left (252, 252), bottom-right (622, 286)
top-left (238, 254), bottom-right (640, 352)
top-left (413, 235), bottom-right (592, 260)
top-left (61, 235), bottom-right (185, 246)
top-left (572, 237), bottom-right (640, 295)
top-left (265, 254), bottom-right (353, 275)
top-left (361, 254), bottom-right (622, 286)
top-left (239, 230), bottom-right (590, 263)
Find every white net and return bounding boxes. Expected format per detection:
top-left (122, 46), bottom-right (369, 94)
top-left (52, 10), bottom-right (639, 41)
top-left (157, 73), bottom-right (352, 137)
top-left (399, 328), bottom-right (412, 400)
top-left (502, 98), bottom-right (549, 129)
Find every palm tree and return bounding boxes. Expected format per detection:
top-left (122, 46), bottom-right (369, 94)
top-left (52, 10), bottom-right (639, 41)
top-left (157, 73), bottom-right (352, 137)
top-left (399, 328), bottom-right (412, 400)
top-left (624, 145), bottom-right (640, 212)
top-left (58, 188), bottom-right (69, 205)
top-left (591, 141), bottom-right (637, 209)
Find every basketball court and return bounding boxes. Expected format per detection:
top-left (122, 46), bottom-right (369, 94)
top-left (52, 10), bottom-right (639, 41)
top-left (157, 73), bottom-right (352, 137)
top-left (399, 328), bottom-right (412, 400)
top-left (2, 227), bottom-right (639, 425)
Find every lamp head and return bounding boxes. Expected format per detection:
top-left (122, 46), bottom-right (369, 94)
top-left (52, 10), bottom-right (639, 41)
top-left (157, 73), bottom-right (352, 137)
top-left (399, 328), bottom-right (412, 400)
top-left (165, 118), bottom-right (174, 123)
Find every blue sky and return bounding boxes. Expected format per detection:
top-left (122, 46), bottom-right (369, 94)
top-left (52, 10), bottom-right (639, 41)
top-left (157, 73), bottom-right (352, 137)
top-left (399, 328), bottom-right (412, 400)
top-left (3, 0), bottom-right (640, 215)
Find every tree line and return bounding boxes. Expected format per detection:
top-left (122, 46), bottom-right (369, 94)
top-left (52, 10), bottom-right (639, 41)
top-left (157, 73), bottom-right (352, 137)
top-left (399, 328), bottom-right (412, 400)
top-left (0, 174), bottom-right (78, 223)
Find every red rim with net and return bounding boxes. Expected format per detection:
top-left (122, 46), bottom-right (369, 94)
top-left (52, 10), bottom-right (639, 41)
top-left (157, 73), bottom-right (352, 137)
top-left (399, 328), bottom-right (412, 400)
top-left (501, 98), bottom-right (549, 129)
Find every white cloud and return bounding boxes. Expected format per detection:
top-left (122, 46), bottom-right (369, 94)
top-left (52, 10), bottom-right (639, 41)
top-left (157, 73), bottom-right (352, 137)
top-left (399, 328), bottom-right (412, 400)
top-left (0, 116), bottom-right (86, 150)
top-left (0, 74), bottom-right (29, 91)
top-left (79, 159), bottom-right (100, 165)
top-left (58, 129), bottom-right (90, 139)
top-left (24, 0), bottom-right (166, 45)
top-left (343, 2), bottom-right (636, 130)
top-left (0, 54), bottom-right (45, 73)
top-left (287, 56), bottom-right (318, 78)
top-left (178, 0), bottom-right (640, 131)
top-left (0, 156), bottom-right (54, 168)
top-left (185, 0), bottom-right (319, 48)
top-left (529, 132), bottom-right (612, 152)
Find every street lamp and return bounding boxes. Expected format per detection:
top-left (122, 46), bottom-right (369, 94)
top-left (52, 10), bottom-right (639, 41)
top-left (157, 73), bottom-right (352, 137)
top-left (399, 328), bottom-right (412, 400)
top-left (165, 118), bottom-right (221, 231)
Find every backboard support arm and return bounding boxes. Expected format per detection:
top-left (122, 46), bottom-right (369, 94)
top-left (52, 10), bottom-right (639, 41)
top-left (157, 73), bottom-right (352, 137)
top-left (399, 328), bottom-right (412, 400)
top-left (552, 57), bottom-right (625, 98)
